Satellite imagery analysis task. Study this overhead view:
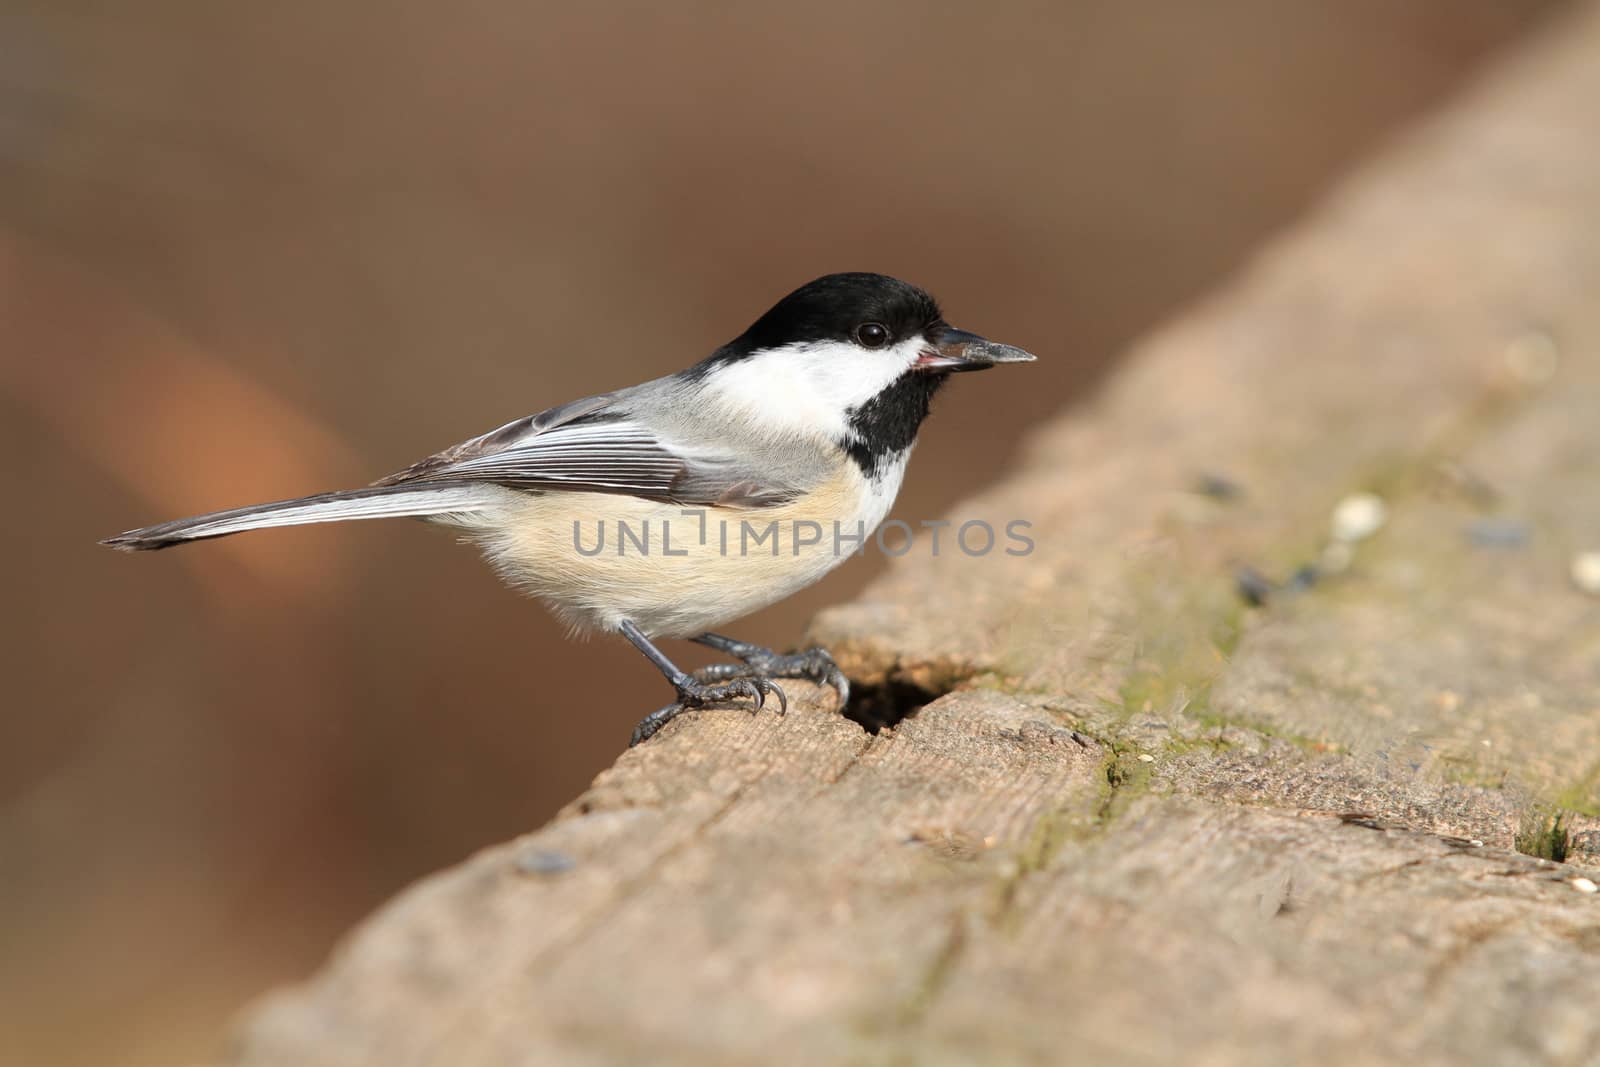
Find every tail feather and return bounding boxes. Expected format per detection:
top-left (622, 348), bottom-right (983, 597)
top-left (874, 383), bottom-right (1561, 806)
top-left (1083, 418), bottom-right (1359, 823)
top-left (101, 483), bottom-right (500, 551)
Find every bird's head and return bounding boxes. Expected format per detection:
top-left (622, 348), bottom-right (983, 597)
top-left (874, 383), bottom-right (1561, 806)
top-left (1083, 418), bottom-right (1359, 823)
top-left (690, 272), bottom-right (1036, 450)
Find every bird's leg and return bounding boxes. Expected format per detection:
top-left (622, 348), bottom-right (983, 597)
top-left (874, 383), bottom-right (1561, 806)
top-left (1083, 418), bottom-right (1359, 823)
top-left (689, 633), bottom-right (851, 708)
top-left (619, 620), bottom-right (785, 746)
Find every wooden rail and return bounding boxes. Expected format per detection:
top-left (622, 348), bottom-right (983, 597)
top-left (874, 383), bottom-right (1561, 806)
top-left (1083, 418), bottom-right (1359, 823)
top-left (221, 9), bottom-right (1600, 1064)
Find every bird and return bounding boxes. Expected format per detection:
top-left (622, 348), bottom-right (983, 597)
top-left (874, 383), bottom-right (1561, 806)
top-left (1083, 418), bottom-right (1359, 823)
top-left (102, 272), bottom-right (1037, 744)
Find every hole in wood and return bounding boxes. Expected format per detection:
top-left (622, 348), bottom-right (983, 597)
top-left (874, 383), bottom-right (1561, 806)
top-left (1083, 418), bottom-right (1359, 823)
top-left (842, 678), bottom-right (944, 734)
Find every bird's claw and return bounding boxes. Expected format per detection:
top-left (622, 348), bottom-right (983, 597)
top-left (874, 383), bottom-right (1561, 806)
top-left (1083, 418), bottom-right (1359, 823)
top-left (673, 675), bottom-right (787, 715)
top-left (690, 646), bottom-right (848, 708)
top-left (629, 674), bottom-right (788, 747)
top-left (630, 705), bottom-right (680, 747)
top-left (630, 641), bottom-right (848, 747)
top-left (781, 646), bottom-right (849, 708)
top-left (809, 654), bottom-right (851, 708)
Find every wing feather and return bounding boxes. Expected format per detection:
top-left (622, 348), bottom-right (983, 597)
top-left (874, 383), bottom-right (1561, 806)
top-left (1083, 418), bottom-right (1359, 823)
top-left (372, 391), bottom-right (798, 506)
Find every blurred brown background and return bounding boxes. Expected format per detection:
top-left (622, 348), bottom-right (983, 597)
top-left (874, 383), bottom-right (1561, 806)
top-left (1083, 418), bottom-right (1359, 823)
top-left (0, 2), bottom-right (1568, 1064)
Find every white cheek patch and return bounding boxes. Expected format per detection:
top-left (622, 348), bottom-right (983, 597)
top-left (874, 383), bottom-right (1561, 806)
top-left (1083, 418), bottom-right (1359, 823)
top-left (702, 338), bottom-right (922, 440)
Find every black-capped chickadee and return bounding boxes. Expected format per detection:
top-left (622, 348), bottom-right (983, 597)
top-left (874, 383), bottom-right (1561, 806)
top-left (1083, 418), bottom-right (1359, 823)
top-left (103, 273), bottom-right (1036, 743)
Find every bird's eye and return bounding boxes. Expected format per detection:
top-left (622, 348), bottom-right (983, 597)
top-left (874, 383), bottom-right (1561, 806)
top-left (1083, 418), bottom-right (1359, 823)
top-left (854, 322), bottom-right (890, 349)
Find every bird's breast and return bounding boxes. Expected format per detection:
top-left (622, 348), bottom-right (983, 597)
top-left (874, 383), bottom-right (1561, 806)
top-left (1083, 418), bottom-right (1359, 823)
top-left (464, 453), bottom-right (910, 639)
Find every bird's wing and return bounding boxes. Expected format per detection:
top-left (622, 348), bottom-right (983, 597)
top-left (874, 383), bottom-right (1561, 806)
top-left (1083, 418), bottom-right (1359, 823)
top-left (371, 390), bottom-right (798, 507)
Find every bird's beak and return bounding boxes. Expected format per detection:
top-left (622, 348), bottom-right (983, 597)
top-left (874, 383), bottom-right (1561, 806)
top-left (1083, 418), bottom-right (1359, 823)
top-left (916, 326), bottom-right (1038, 373)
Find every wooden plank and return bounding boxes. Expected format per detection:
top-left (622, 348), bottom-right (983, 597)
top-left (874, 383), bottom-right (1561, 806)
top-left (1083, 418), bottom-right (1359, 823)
top-left (222, 7), bottom-right (1600, 1064)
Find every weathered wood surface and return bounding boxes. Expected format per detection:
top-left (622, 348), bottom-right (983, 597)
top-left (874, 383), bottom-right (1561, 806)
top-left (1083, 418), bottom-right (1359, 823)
top-left (223, 10), bottom-right (1600, 1066)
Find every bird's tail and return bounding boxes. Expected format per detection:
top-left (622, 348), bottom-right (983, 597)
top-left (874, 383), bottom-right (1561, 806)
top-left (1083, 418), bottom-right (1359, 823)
top-left (100, 483), bottom-right (500, 551)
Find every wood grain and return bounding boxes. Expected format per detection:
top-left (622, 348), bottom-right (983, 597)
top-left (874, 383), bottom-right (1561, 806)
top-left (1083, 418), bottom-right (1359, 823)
top-left (222, 8), bottom-right (1600, 1064)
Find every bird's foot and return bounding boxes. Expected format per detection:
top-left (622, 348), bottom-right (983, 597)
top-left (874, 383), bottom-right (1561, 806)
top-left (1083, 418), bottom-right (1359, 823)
top-left (629, 674), bottom-right (786, 747)
top-left (691, 643), bottom-right (851, 708)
